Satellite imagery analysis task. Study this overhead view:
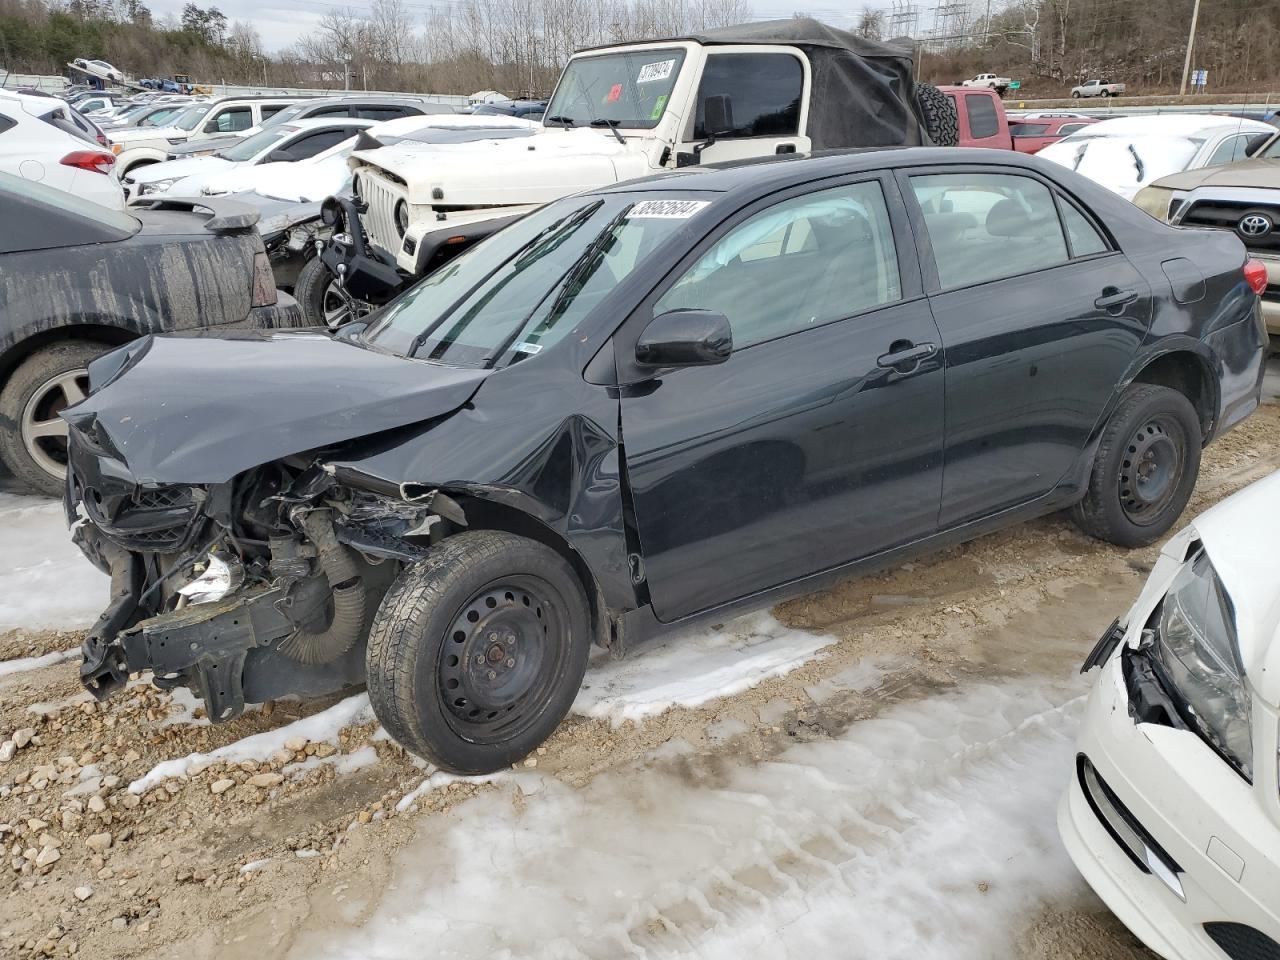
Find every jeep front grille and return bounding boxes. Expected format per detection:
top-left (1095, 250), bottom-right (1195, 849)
top-left (358, 170), bottom-right (408, 259)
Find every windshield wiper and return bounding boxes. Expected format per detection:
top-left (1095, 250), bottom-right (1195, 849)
top-left (589, 118), bottom-right (625, 144)
top-left (404, 200), bottom-right (604, 360)
top-left (544, 115), bottom-right (576, 128)
top-left (1127, 143), bottom-right (1145, 182)
top-left (485, 205), bottom-right (631, 368)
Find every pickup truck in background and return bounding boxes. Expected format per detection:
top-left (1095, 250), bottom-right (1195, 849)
top-left (961, 73), bottom-right (1012, 95)
top-left (1072, 78), bottom-right (1126, 98)
top-left (941, 86), bottom-right (1013, 149)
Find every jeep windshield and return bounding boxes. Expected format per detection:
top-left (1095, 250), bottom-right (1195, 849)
top-left (544, 48), bottom-right (686, 131)
top-left (361, 192), bottom-right (710, 366)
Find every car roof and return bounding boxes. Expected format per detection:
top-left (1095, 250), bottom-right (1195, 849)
top-left (589, 147), bottom-right (1043, 197)
top-left (1081, 114), bottom-right (1273, 137)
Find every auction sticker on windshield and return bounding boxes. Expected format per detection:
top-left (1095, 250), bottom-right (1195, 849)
top-left (637, 59), bottom-right (676, 84)
top-left (627, 199), bottom-right (709, 219)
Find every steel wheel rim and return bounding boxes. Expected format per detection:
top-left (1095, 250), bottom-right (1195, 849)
top-left (321, 278), bottom-right (351, 328)
top-left (437, 576), bottom-right (567, 745)
top-left (20, 368), bottom-right (88, 482)
top-left (1119, 416), bottom-right (1182, 525)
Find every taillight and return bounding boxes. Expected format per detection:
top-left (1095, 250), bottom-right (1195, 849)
top-left (60, 150), bottom-right (115, 174)
top-left (1243, 258), bottom-right (1268, 296)
top-left (250, 252), bottom-right (277, 307)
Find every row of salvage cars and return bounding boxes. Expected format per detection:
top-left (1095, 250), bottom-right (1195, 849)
top-left (2, 20), bottom-right (1277, 959)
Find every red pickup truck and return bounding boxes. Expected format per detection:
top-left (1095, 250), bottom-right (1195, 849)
top-left (938, 87), bottom-right (1095, 153)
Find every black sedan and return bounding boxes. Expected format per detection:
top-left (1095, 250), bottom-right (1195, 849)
top-left (0, 173), bottom-right (303, 496)
top-left (64, 149), bottom-right (1267, 772)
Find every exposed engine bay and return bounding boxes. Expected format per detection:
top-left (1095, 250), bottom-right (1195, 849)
top-left (70, 456), bottom-right (464, 723)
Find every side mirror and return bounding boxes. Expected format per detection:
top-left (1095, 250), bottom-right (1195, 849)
top-left (636, 309), bottom-right (732, 368)
top-left (265, 149), bottom-right (293, 162)
top-left (203, 120), bottom-right (220, 133)
top-left (703, 94), bottom-right (734, 136)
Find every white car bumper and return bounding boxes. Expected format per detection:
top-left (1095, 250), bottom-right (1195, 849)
top-left (1059, 655), bottom-right (1280, 960)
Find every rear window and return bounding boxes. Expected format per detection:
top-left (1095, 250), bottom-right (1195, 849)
top-left (965, 94), bottom-right (999, 139)
top-left (1009, 122), bottom-right (1049, 136)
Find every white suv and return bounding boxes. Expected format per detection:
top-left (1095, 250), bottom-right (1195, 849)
top-left (0, 91), bottom-right (124, 209)
top-left (108, 96), bottom-right (303, 176)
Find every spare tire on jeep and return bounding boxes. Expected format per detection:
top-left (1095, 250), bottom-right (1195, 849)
top-left (916, 83), bottom-right (959, 147)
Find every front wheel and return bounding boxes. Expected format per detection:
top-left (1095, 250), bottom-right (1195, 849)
top-left (1072, 91), bottom-right (1082, 99)
top-left (1070, 385), bottom-right (1201, 547)
top-left (365, 531), bottom-right (592, 774)
top-left (294, 255), bottom-right (352, 328)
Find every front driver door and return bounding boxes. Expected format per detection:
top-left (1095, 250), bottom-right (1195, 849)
top-left (675, 49), bottom-right (811, 165)
top-left (617, 176), bottom-right (945, 623)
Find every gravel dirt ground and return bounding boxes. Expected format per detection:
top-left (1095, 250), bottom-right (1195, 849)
top-left (2, 367), bottom-right (1278, 959)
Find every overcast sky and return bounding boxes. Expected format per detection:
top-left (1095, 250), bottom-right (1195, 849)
top-left (145, 0), bottom-right (880, 55)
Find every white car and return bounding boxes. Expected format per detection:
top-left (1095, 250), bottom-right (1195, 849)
top-left (1060, 471), bottom-right (1280, 960)
top-left (123, 117), bottom-right (375, 201)
top-left (961, 73), bottom-right (1011, 93)
top-left (0, 91), bottom-right (124, 209)
top-left (73, 58), bottom-right (122, 83)
top-left (1038, 115), bottom-right (1275, 200)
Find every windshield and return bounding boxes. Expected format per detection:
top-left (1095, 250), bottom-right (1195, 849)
top-left (140, 106), bottom-right (181, 127)
top-left (544, 48), bottom-right (686, 130)
top-left (219, 126), bottom-right (294, 161)
top-left (174, 105), bottom-right (208, 131)
top-left (362, 192), bottom-right (707, 366)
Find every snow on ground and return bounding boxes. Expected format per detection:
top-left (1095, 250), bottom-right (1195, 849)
top-left (292, 673), bottom-right (1091, 960)
top-left (0, 492), bottom-right (110, 632)
top-left (572, 611), bottom-right (836, 726)
top-left (129, 693), bottom-right (374, 794)
top-left (0, 647), bottom-right (78, 677)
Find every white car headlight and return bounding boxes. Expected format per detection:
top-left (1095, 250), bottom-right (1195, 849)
top-left (138, 177), bottom-right (180, 196)
top-left (1152, 549), bottom-right (1253, 779)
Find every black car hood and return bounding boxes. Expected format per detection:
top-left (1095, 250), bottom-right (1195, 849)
top-left (63, 331), bottom-right (489, 485)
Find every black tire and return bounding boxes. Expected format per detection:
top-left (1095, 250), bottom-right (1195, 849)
top-left (1101, 89), bottom-right (1111, 98)
top-left (916, 83), bottom-right (959, 147)
top-left (365, 531), bottom-right (592, 774)
top-left (0, 340), bottom-right (102, 498)
top-left (1072, 91), bottom-right (1082, 99)
top-left (294, 255), bottom-right (350, 328)
top-left (1070, 385), bottom-right (1202, 547)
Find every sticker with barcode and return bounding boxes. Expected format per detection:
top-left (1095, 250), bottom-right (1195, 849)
top-left (627, 199), bottom-right (709, 219)
top-left (637, 59), bottom-right (675, 83)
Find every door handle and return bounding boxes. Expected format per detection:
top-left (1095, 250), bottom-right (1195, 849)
top-left (775, 143), bottom-right (797, 155)
top-left (1095, 288), bottom-right (1138, 309)
top-left (876, 341), bottom-right (938, 370)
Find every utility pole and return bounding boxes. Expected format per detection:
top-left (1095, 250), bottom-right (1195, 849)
top-left (1178, 0), bottom-right (1202, 96)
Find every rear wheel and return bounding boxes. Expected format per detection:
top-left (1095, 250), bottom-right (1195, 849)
top-left (0, 340), bottom-right (101, 498)
top-left (1070, 385), bottom-right (1201, 547)
top-left (916, 83), bottom-right (959, 146)
top-left (365, 531), bottom-right (592, 774)
top-left (1072, 91), bottom-right (1082, 99)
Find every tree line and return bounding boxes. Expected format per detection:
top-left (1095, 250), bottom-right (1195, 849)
top-left (3, 0), bottom-right (1276, 98)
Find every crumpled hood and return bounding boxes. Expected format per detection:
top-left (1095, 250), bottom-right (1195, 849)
top-left (130, 156), bottom-right (231, 185)
top-left (62, 331), bottom-right (489, 486)
top-left (201, 153), bottom-right (351, 201)
top-left (1190, 470), bottom-right (1280, 708)
top-left (1039, 136), bottom-right (1200, 199)
top-left (1149, 156), bottom-right (1280, 192)
top-left (352, 128), bottom-right (652, 206)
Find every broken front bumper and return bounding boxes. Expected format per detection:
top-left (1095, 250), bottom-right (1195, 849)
top-left (1059, 651), bottom-right (1280, 960)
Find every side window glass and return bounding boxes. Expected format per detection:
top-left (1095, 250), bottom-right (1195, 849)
top-left (0, 114), bottom-right (15, 136)
top-left (214, 107), bottom-right (252, 132)
top-left (358, 106), bottom-right (409, 120)
top-left (1207, 135), bottom-right (1249, 167)
top-left (290, 129), bottom-right (350, 158)
top-left (1059, 199), bottom-right (1108, 257)
top-left (655, 181), bottom-right (901, 349)
top-left (965, 94), bottom-right (999, 139)
top-left (911, 173), bottom-right (1070, 288)
top-left (260, 104), bottom-right (287, 120)
top-left (694, 54), bottom-right (802, 140)
top-left (1058, 123), bottom-right (1087, 135)
top-left (315, 105), bottom-right (353, 117)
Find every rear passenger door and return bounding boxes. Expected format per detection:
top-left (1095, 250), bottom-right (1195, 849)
top-left (618, 176), bottom-right (945, 621)
top-left (900, 168), bottom-right (1152, 527)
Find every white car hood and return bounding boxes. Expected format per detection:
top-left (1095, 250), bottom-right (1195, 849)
top-left (351, 128), bottom-right (651, 206)
top-left (198, 153), bottom-right (351, 201)
top-left (1189, 470), bottom-right (1280, 707)
top-left (111, 125), bottom-right (185, 144)
top-left (1038, 136), bottom-right (1200, 200)
top-left (130, 155), bottom-right (232, 185)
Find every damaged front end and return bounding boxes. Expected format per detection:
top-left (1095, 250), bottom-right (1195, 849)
top-left (69, 438), bottom-right (461, 723)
